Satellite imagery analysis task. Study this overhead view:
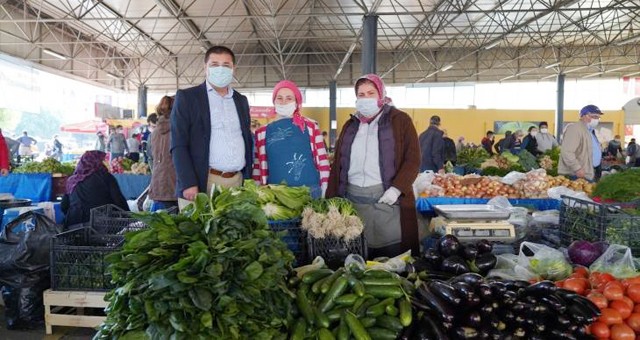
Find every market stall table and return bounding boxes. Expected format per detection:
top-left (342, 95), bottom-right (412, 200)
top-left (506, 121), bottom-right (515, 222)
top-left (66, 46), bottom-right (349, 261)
top-left (0, 173), bottom-right (52, 202)
top-left (416, 197), bottom-right (561, 215)
top-left (112, 174), bottom-right (151, 200)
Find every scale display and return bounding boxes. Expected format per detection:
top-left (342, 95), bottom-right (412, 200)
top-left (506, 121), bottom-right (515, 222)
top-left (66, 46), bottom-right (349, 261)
top-left (443, 221), bottom-right (516, 243)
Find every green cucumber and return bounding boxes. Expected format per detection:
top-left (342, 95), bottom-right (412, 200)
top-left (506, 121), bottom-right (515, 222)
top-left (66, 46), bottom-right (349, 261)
top-left (319, 276), bottom-right (349, 313)
top-left (363, 270), bottom-right (394, 279)
top-left (365, 298), bottom-right (395, 318)
top-left (375, 315), bottom-right (403, 332)
top-left (296, 287), bottom-right (315, 325)
top-left (326, 307), bottom-right (347, 322)
top-left (345, 311), bottom-right (372, 340)
top-left (359, 317), bottom-right (376, 328)
top-left (315, 308), bottom-right (330, 329)
top-left (364, 285), bottom-right (404, 299)
top-left (337, 319), bottom-right (350, 340)
top-left (356, 297), bottom-right (380, 318)
top-left (361, 278), bottom-right (401, 286)
top-left (385, 304), bottom-right (398, 317)
top-left (321, 268), bottom-right (345, 294)
top-left (353, 281), bottom-right (366, 297)
top-left (302, 269), bottom-right (333, 284)
top-left (290, 318), bottom-right (306, 340)
top-left (366, 327), bottom-right (398, 340)
top-left (398, 298), bottom-right (412, 327)
top-left (318, 328), bottom-right (335, 340)
top-left (335, 294), bottom-right (358, 306)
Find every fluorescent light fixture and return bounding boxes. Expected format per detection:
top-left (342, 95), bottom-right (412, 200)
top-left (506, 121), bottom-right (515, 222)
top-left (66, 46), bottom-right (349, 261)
top-left (441, 64), bottom-right (453, 72)
top-left (484, 41), bottom-right (500, 50)
top-left (42, 48), bottom-right (68, 60)
top-left (106, 72), bottom-right (121, 79)
top-left (545, 62), bottom-right (561, 69)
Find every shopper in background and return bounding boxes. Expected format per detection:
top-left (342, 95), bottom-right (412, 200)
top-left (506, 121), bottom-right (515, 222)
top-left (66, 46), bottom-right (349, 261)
top-left (95, 131), bottom-right (106, 152)
top-left (0, 128), bottom-right (10, 176)
top-left (494, 131), bottom-right (511, 154)
top-left (253, 80), bottom-right (330, 198)
top-left (521, 126), bottom-right (542, 156)
top-left (558, 104), bottom-right (603, 181)
top-left (126, 133), bottom-right (141, 162)
top-left (61, 150), bottom-right (128, 228)
top-left (52, 135), bottom-right (63, 161)
top-left (607, 135), bottom-right (623, 158)
top-left (419, 115), bottom-right (445, 172)
top-left (171, 45), bottom-right (253, 207)
top-left (141, 113), bottom-right (157, 164)
top-left (481, 131), bottom-right (495, 156)
top-left (536, 121), bottom-right (558, 153)
top-left (149, 96), bottom-right (178, 211)
top-left (16, 130), bottom-right (36, 163)
top-left (442, 130), bottom-right (457, 165)
top-left (326, 74), bottom-right (420, 257)
top-left (627, 138), bottom-right (638, 166)
top-left (107, 125), bottom-right (128, 160)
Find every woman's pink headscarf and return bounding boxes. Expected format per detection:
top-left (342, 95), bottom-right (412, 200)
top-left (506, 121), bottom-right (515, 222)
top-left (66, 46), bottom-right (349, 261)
top-left (355, 74), bottom-right (393, 107)
top-left (272, 80), bottom-right (306, 132)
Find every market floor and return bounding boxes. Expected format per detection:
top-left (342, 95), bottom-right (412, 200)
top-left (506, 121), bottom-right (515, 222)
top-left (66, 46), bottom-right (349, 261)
top-left (0, 306), bottom-right (97, 340)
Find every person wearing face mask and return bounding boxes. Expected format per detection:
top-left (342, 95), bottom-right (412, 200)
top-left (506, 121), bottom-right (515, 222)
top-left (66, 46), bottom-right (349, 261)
top-left (326, 74), bottom-right (420, 258)
top-left (536, 121), bottom-right (559, 153)
top-left (607, 135), bottom-right (623, 158)
top-left (170, 46), bottom-right (253, 208)
top-left (559, 104), bottom-right (604, 181)
top-left (107, 125), bottom-right (128, 160)
top-left (252, 80), bottom-right (330, 198)
top-left (418, 116), bottom-right (445, 172)
top-left (521, 126), bottom-right (542, 156)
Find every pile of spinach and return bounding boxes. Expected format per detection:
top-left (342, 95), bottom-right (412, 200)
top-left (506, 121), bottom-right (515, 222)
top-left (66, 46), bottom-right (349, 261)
top-left (94, 188), bottom-right (296, 340)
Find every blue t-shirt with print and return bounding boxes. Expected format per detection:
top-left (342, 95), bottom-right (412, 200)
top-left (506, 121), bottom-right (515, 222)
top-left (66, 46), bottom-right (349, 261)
top-left (265, 118), bottom-right (319, 189)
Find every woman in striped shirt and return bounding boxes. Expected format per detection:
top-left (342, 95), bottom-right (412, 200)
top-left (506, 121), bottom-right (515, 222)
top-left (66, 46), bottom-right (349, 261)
top-left (252, 80), bottom-right (330, 198)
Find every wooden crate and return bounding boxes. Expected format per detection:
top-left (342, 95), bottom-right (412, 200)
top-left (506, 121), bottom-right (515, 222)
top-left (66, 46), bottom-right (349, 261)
top-left (43, 289), bottom-right (108, 335)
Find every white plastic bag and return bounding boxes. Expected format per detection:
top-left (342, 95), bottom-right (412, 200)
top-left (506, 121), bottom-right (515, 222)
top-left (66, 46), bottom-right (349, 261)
top-left (294, 256), bottom-right (326, 278)
top-left (501, 171), bottom-right (526, 185)
top-left (532, 210), bottom-right (560, 225)
top-left (518, 241), bottom-right (572, 281)
top-left (590, 245), bottom-right (638, 278)
top-left (36, 202), bottom-right (56, 222)
top-left (366, 250), bottom-right (412, 273)
top-left (413, 171), bottom-right (436, 197)
top-left (487, 253), bottom-right (538, 281)
top-left (547, 186), bottom-right (592, 202)
top-left (487, 196), bottom-right (512, 209)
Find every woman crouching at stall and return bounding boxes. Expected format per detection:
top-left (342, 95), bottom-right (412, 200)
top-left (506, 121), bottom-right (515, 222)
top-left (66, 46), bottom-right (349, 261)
top-left (61, 150), bottom-right (129, 229)
top-left (253, 80), bottom-right (330, 198)
top-left (326, 74), bottom-right (420, 258)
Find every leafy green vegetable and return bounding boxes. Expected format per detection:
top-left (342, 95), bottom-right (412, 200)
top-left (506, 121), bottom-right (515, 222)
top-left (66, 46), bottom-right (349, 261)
top-left (95, 187), bottom-right (296, 340)
top-left (592, 169), bottom-right (640, 202)
top-left (244, 180), bottom-right (311, 221)
top-left (456, 146), bottom-right (490, 169)
top-left (517, 150), bottom-right (539, 171)
top-left (13, 157), bottom-right (75, 175)
top-left (481, 166), bottom-right (511, 177)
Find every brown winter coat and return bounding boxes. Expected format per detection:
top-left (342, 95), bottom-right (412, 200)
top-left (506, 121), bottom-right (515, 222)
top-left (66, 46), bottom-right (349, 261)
top-left (149, 116), bottom-right (177, 201)
top-left (326, 107), bottom-right (421, 255)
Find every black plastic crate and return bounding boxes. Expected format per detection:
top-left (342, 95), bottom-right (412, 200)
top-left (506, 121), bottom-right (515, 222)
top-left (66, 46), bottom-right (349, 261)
top-left (90, 204), bottom-right (146, 235)
top-left (268, 219), bottom-right (308, 266)
top-left (308, 234), bottom-right (367, 270)
top-left (559, 195), bottom-right (640, 254)
top-left (50, 227), bottom-right (124, 291)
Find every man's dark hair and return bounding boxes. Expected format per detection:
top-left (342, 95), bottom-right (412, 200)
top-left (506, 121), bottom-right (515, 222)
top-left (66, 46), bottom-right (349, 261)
top-left (204, 46), bottom-right (236, 64)
top-left (539, 121), bottom-right (548, 128)
top-left (147, 113), bottom-right (158, 125)
top-left (487, 131), bottom-right (494, 136)
top-left (528, 126), bottom-right (537, 132)
top-left (116, 125), bottom-right (123, 129)
top-left (429, 115), bottom-right (441, 126)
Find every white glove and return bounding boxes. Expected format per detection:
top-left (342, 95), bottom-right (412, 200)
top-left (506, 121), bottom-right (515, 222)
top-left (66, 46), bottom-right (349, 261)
top-left (378, 187), bottom-right (401, 205)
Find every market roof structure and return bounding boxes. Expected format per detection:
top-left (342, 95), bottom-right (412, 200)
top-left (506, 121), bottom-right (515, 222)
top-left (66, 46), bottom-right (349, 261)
top-left (1, 0), bottom-right (639, 92)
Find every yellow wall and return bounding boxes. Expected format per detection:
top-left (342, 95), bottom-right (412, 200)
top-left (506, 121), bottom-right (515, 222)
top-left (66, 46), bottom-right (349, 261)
top-left (300, 107), bottom-right (625, 143)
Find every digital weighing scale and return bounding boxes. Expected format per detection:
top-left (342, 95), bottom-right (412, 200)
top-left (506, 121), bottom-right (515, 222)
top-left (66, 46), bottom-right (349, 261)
top-left (433, 205), bottom-right (516, 243)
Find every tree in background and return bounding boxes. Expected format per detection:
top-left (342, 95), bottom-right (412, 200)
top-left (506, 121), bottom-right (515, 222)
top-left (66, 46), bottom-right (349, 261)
top-left (14, 111), bottom-right (61, 139)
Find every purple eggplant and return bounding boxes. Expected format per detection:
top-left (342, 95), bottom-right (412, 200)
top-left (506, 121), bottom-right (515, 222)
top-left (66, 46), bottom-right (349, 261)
top-left (450, 273), bottom-right (484, 287)
top-left (462, 244), bottom-right (479, 260)
top-left (424, 248), bottom-right (443, 268)
top-left (474, 253), bottom-right (497, 275)
top-left (417, 284), bottom-right (456, 323)
top-left (437, 234), bottom-right (462, 257)
top-left (475, 239), bottom-right (493, 254)
top-left (427, 279), bottom-right (462, 306)
top-left (441, 255), bottom-right (470, 275)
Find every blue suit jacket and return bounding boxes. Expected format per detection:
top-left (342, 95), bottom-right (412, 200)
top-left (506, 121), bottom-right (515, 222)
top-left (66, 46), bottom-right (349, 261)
top-left (170, 82), bottom-right (252, 198)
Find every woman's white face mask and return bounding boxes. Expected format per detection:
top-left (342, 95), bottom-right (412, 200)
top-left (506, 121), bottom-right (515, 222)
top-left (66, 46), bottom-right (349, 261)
top-left (356, 98), bottom-right (380, 117)
top-left (275, 102), bottom-right (296, 117)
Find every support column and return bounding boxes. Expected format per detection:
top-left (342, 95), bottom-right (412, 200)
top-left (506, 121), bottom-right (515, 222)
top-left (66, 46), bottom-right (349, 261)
top-left (555, 73), bottom-right (565, 142)
top-left (361, 15), bottom-right (378, 75)
top-left (329, 80), bottom-right (337, 151)
top-left (138, 85), bottom-right (147, 118)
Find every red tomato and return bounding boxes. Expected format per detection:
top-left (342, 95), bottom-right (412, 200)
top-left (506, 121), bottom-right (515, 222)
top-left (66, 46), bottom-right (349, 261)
top-left (610, 300), bottom-right (633, 319)
top-left (600, 308), bottom-right (624, 325)
top-left (625, 284), bottom-right (640, 303)
top-left (634, 304), bottom-right (640, 313)
top-left (622, 277), bottom-right (640, 288)
top-left (555, 280), bottom-right (565, 288)
top-left (588, 292), bottom-right (610, 309)
top-left (590, 321), bottom-right (611, 339)
top-left (610, 323), bottom-right (635, 340)
top-left (619, 296), bottom-right (634, 310)
top-left (625, 313), bottom-right (640, 332)
top-left (564, 278), bottom-right (588, 295)
top-left (604, 284), bottom-right (625, 301)
top-left (574, 266), bottom-right (589, 278)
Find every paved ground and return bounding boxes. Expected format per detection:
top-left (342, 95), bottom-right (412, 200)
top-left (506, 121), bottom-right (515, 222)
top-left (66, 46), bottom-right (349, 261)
top-left (0, 306), bottom-right (97, 340)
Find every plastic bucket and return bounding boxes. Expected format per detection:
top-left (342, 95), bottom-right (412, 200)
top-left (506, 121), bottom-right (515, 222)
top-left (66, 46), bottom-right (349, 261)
top-left (1, 206), bottom-right (44, 233)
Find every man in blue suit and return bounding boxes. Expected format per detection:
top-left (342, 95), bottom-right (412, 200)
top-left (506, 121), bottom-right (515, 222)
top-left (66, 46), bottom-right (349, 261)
top-left (171, 46), bottom-right (253, 205)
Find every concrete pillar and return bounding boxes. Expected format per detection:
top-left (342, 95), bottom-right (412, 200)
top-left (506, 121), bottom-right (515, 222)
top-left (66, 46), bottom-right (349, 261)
top-left (138, 85), bottom-right (147, 118)
top-left (361, 15), bottom-right (378, 75)
top-left (555, 73), bottom-right (565, 142)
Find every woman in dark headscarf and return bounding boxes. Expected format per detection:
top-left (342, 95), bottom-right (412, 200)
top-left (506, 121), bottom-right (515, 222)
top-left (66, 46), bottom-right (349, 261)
top-left (61, 150), bottom-right (128, 228)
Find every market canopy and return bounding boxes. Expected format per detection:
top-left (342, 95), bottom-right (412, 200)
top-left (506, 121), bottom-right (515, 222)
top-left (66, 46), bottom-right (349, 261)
top-left (59, 120), bottom-right (108, 134)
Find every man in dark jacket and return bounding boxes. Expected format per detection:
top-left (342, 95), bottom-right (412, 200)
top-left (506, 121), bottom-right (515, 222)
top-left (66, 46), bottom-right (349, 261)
top-left (481, 131), bottom-right (495, 156)
top-left (494, 131), bottom-right (511, 154)
top-left (419, 115), bottom-right (445, 172)
top-left (171, 46), bottom-right (253, 208)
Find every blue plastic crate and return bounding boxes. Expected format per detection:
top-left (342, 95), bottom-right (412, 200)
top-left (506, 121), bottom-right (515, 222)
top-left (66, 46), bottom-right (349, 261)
top-left (268, 219), bottom-right (308, 266)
